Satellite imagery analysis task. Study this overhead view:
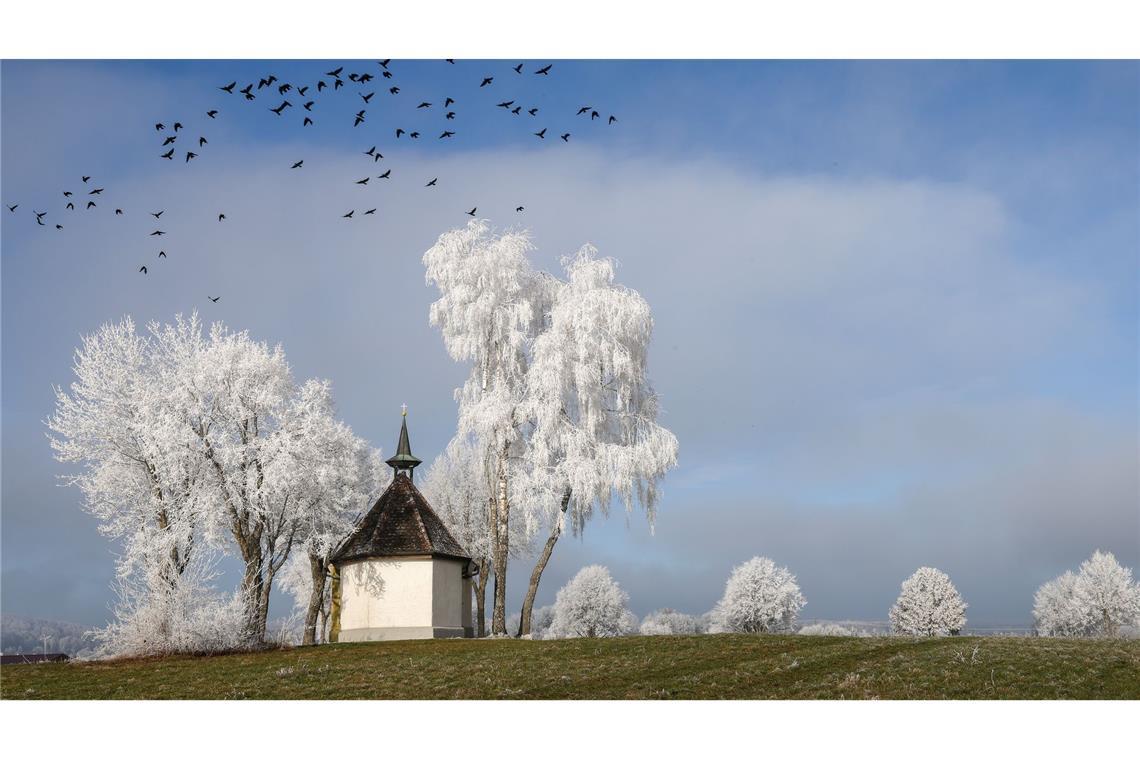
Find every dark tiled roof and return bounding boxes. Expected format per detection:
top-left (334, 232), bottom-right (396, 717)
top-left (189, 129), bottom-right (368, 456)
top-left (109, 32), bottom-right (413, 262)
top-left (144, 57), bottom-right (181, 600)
top-left (331, 473), bottom-right (470, 563)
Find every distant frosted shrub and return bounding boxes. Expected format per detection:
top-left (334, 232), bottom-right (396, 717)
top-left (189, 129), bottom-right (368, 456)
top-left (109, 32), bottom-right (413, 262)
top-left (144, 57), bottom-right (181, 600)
top-left (709, 557), bottom-right (806, 633)
top-left (1034, 551), bottom-right (1140, 638)
top-left (546, 566), bottom-right (635, 639)
top-left (798, 623), bottom-right (856, 637)
top-left (889, 567), bottom-right (967, 637)
top-left (639, 609), bottom-right (706, 636)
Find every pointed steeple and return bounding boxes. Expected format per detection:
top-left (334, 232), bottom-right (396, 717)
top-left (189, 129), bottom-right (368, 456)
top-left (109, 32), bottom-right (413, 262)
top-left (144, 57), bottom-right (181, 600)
top-left (385, 404), bottom-right (422, 480)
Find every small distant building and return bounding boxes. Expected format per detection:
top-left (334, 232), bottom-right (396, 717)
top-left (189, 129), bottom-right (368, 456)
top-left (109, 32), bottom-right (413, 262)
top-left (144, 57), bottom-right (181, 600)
top-left (329, 410), bottom-right (473, 642)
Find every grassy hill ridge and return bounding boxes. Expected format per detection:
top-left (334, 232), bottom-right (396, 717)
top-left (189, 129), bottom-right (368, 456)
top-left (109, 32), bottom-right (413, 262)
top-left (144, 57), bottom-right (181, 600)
top-left (3, 633), bottom-right (1138, 700)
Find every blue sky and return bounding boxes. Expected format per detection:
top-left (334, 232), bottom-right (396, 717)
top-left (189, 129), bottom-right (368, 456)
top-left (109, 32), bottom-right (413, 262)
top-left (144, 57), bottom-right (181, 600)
top-left (2, 59), bottom-right (1137, 628)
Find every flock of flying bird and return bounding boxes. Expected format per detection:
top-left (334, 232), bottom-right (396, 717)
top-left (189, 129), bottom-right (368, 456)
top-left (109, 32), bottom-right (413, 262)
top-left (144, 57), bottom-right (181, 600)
top-left (5, 60), bottom-right (618, 303)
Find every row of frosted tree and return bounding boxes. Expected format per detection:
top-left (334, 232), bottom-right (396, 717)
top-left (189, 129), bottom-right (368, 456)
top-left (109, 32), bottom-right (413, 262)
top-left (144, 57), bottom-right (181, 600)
top-left (49, 220), bottom-right (679, 655)
top-left (526, 551), bottom-right (1140, 640)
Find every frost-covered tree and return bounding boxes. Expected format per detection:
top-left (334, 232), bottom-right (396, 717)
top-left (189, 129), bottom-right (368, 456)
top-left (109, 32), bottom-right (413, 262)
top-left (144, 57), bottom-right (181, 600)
top-left (546, 565), bottom-right (635, 639)
top-left (798, 623), bottom-right (859, 637)
top-left (639, 608), bottom-right (706, 636)
top-left (889, 567), bottom-right (967, 637)
top-left (515, 247), bottom-right (679, 636)
top-left (1033, 571), bottom-right (1094, 638)
top-left (424, 222), bottom-right (678, 637)
top-left (424, 221), bottom-right (546, 635)
top-left (709, 557), bottom-right (806, 633)
top-left (50, 313), bottom-right (374, 648)
top-left (1074, 550), bottom-right (1140, 638)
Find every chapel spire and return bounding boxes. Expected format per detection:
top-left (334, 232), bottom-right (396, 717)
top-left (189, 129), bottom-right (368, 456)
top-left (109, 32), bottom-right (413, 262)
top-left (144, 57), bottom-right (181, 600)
top-left (385, 404), bottom-right (422, 480)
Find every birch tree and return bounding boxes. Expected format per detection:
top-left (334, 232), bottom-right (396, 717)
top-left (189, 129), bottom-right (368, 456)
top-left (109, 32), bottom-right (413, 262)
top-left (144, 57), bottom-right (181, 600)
top-left (423, 220), bottom-right (546, 635)
top-left (515, 246), bottom-right (678, 636)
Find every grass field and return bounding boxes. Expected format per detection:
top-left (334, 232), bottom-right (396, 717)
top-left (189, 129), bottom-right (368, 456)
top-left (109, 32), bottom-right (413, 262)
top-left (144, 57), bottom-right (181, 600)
top-left (3, 633), bottom-right (1138, 699)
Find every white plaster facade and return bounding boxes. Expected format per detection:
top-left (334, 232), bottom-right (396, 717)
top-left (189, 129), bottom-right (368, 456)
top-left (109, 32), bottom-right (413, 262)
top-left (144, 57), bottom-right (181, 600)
top-left (337, 555), bottom-right (472, 641)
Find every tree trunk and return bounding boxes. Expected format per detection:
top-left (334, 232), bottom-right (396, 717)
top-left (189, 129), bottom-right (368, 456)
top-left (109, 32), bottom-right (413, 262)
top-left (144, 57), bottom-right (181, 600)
top-left (518, 489), bottom-right (571, 637)
top-left (238, 545), bottom-right (266, 644)
top-left (491, 445), bottom-right (510, 635)
top-left (474, 558), bottom-right (490, 637)
top-left (302, 553), bottom-right (327, 646)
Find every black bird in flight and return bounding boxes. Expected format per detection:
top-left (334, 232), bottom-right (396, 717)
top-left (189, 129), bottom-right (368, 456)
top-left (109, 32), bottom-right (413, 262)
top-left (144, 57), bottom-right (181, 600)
top-left (152, 210), bottom-right (164, 218)
top-left (56, 224), bottom-right (63, 229)
top-left (359, 73), bottom-right (373, 83)
top-left (361, 92), bottom-right (375, 103)
top-left (115, 209), bottom-right (123, 215)
top-left (82, 176), bottom-right (91, 183)
top-left (389, 86), bottom-right (400, 94)
top-left (207, 110), bottom-right (218, 118)
top-left (159, 251), bottom-right (167, 258)
top-left (379, 59), bottom-right (390, 69)
top-left (297, 86), bottom-right (309, 96)
top-left (395, 128), bottom-right (405, 138)
top-left (516, 206), bottom-right (524, 212)
top-left (160, 149), bottom-right (174, 159)
top-left (511, 106), bottom-right (521, 115)
top-left (528, 108), bottom-right (538, 116)
top-left (354, 111), bottom-right (365, 126)
top-left (333, 79), bottom-right (344, 90)
top-left (241, 84), bottom-right (255, 100)
top-left (497, 100), bottom-right (514, 108)
top-left (446, 59), bottom-right (455, 64)
top-left (139, 266), bottom-right (147, 274)
top-left (327, 67), bottom-right (343, 77)
top-left (63, 191), bottom-right (72, 197)
top-left (534, 128), bottom-right (546, 139)
top-left (409, 132), bottom-right (420, 139)
top-left (466, 207), bottom-right (477, 216)
top-left (278, 83), bottom-right (292, 95)
top-left (220, 81), bottom-right (237, 93)
top-left (426, 178), bottom-right (437, 187)
top-left (271, 101), bottom-right (292, 115)
top-left (291, 160), bottom-right (303, 169)
top-left (513, 63), bottom-right (523, 74)
top-left (480, 76), bottom-right (493, 87)
top-left (560, 133), bottom-right (570, 141)
top-left (162, 135), bottom-right (177, 145)
top-left (155, 123), bottom-right (165, 131)
top-left (258, 77), bottom-right (270, 89)
top-left (150, 230), bottom-right (165, 236)
top-left (209, 296), bottom-right (220, 302)
top-left (417, 101), bottom-right (431, 109)
top-left (348, 73), bottom-right (359, 82)
top-left (355, 177), bottom-right (370, 185)
top-left (446, 111), bottom-right (456, 120)
top-left (185, 152), bottom-right (198, 163)
top-left (7, 204), bottom-right (17, 212)
top-left (218, 214), bottom-right (225, 221)
top-left (535, 64), bottom-right (552, 75)
top-left (608, 115), bottom-right (617, 124)
top-left (382, 71), bottom-right (393, 80)
top-left (577, 106), bottom-right (591, 115)
top-left (591, 110), bottom-right (599, 120)
top-left (35, 210), bottom-right (47, 220)
top-left (89, 188), bottom-right (104, 195)
top-left (365, 145), bottom-right (377, 156)
top-left (343, 210), bottom-right (354, 219)
top-left (445, 97), bottom-right (455, 107)
top-left (364, 208), bottom-right (377, 215)
top-left (303, 101), bottom-right (314, 111)
top-left (303, 117), bottom-right (313, 126)
top-left (317, 80), bottom-right (327, 92)
top-left (439, 131), bottom-right (455, 139)
top-left (199, 137), bottom-right (208, 147)
top-left (67, 202), bottom-right (75, 210)
top-left (86, 202), bottom-right (97, 209)
top-left (174, 122), bottom-right (183, 131)
top-left (378, 169), bottom-right (391, 179)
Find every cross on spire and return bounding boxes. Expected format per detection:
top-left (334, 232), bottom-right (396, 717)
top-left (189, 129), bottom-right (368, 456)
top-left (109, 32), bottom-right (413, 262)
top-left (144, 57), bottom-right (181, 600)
top-left (385, 406), bottom-right (422, 480)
